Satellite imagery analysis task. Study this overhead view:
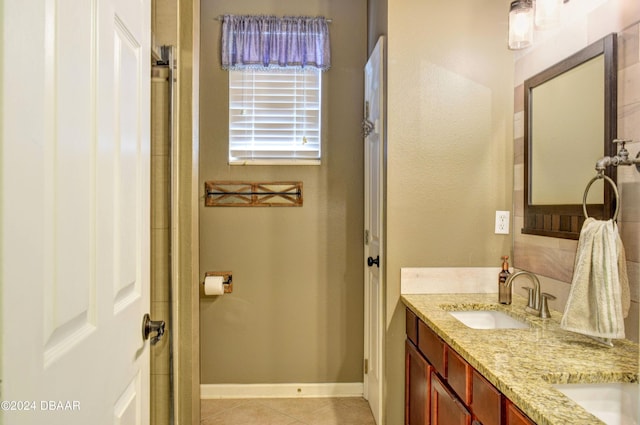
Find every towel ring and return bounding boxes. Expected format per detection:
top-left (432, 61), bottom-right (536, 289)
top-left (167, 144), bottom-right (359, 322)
top-left (582, 173), bottom-right (619, 221)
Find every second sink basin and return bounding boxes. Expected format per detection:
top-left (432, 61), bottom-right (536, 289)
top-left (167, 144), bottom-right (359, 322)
top-left (449, 310), bottom-right (529, 329)
top-left (552, 382), bottom-right (639, 425)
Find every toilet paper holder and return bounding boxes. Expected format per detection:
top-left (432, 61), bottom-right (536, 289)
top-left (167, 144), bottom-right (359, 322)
top-left (202, 271), bottom-right (233, 293)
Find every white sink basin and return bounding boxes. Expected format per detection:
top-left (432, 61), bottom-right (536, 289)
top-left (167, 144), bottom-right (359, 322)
top-left (553, 383), bottom-right (639, 425)
top-left (448, 310), bottom-right (529, 329)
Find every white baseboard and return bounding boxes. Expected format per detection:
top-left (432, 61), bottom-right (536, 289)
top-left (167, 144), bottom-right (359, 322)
top-left (201, 382), bottom-right (364, 399)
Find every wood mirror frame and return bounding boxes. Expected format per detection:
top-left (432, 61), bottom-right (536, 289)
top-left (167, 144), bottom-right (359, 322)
top-left (523, 33), bottom-right (617, 240)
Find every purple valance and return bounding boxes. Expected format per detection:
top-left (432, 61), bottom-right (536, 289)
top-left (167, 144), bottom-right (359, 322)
top-left (221, 15), bottom-right (331, 71)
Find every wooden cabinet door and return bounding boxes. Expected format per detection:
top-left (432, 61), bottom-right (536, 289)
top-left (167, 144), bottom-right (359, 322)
top-left (471, 370), bottom-right (503, 425)
top-left (431, 372), bottom-right (472, 425)
top-left (505, 400), bottom-right (536, 425)
top-left (406, 340), bottom-right (432, 425)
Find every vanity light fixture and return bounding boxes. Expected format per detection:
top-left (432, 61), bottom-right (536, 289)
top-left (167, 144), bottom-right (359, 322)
top-left (508, 0), bottom-right (534, 50)
top-left (509, 0), bottom-right (571, 50)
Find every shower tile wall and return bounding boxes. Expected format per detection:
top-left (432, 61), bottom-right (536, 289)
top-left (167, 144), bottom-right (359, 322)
top-left (513, 21), bottom-right (640, 342)
top-left (617, 23), bottom-right (640, 341)
top-left (151, 65), bottom-right (172, 425)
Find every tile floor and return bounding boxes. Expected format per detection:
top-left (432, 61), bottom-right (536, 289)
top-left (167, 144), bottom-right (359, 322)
top-left (200, 397), bottom-right (377, 425)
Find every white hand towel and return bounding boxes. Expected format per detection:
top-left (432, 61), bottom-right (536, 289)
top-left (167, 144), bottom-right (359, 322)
top-left (560, 218), bottom-right (630, 341)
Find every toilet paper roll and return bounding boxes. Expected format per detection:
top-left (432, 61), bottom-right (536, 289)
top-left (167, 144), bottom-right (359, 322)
top-left (204, 275), bottom-right (225, 295)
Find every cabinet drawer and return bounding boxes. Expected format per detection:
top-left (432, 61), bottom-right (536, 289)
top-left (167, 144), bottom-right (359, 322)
top-left (406, 308), bottom-right (418, 345)
top-left (418, 320), bottom-right (446, 376)
top-left (471, 370), bottom-right (502, 425)
top-left (505, 399), bottom-right (535, 425)
top-left (446, 347), bottom-right (471, 405)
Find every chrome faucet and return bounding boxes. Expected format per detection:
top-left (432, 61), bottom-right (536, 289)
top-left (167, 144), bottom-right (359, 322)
top-left (503, 270), bottom-right (555, 318)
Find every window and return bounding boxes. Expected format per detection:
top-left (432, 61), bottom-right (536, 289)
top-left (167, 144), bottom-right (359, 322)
top-left (228, 67), bottom-right (322, 165)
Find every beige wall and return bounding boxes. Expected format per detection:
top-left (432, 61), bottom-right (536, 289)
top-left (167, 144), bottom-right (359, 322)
top-left (367, 0), bottom-right (387, 55)
top-left (152, 0), bottom-right (178, 48)
top-left (198, 0), bottom-right (367, 385)
top-left (384, 1), bottom-right (514, 423)
top-left (513, 1), bottom-right (640, 343)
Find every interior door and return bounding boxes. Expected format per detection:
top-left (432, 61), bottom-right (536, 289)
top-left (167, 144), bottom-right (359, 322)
top-left (363, 36), bottom-right (385, 425)
top-left (0, 1), bottom-right (151, 424)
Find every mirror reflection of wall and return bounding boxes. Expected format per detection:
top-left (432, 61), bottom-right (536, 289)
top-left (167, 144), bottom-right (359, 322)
top-left (530, 55), bottom-right (604, 205)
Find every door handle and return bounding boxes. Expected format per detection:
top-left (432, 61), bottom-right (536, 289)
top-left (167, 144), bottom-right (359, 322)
top-left (142, 313), bottom-right (166, 345)
top-left (367, 256), bottom-right (379, 268)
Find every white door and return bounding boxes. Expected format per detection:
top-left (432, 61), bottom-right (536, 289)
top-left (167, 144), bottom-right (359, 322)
top-left (1, 0), bottom-right (151, 424)
top-left (363, 36), bottom-right (385, 425)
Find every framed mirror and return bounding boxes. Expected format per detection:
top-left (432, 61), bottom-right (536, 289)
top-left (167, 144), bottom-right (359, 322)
top-left (523, 33), bottom-right (617, 239)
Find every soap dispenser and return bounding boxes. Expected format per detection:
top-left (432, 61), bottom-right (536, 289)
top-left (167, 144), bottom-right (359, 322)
top-left (498, 255), bottom-right (511, 304)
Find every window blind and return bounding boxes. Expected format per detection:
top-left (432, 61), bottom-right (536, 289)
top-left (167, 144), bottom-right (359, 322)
top-left (228, 67), bottom-right (321, 164)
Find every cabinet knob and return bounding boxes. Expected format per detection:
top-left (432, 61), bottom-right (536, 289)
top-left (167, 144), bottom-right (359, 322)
top-left (367, 256), bottom-right (379, 267)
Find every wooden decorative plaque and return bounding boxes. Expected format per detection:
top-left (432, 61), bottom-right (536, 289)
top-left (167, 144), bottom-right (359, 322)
top-left (204, 181), bottom-right (303, 207)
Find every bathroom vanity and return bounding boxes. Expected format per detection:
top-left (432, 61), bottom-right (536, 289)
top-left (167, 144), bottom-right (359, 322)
top-left (402, 293), bottom-right (639, 425)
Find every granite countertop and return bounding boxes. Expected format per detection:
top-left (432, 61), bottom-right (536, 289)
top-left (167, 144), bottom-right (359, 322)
top-left (401, 293), bottom-right (639, 425)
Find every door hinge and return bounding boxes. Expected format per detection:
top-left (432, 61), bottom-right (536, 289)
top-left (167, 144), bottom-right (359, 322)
top-left (364, 229), bottom-right (370, 245)
top-left (364, 358), bottom-right (369, 374)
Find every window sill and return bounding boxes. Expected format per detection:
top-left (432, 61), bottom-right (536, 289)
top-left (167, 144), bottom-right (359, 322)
top-left (228, 159), bottom-right (321, 166)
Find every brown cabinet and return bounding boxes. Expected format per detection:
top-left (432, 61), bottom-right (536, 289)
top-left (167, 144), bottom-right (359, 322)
top-left (431, 372), bottom-right (472, 425)
top-left (406, 340), bottom-right (432, 425)
top-left (447, 347), bottom-right (472, 405)
top-left (505, 400), bottom-right (536, 425)
top-left (418, 320), bottom-right (445, 376)
top-left (406, 307), bottom-right (534, 425)
top-left (407, 309), bottom-right (419, 346)
top-left (471, 369), bottom-right (502, 425)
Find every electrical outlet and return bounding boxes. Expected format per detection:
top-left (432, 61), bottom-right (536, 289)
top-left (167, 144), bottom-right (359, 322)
top-left (495, 211), bottom-right (510, 234)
